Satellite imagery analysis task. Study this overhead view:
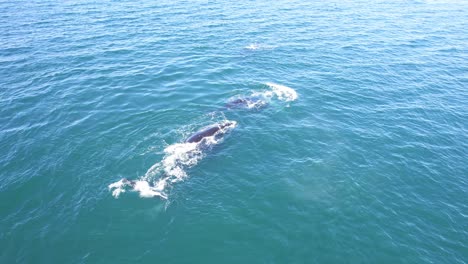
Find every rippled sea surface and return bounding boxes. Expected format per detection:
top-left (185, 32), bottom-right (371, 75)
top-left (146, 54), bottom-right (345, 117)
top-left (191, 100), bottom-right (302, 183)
top-left (1, 0), bottom-right (467, 263)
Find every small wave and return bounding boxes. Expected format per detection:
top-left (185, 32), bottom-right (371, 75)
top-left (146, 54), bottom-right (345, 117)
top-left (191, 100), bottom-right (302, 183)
top-left (245, 43), bottom-right (261, 50)
top-left (109, 120), bottom-right (237, 199)
top-left (244, 43), bottom-right (275, 51)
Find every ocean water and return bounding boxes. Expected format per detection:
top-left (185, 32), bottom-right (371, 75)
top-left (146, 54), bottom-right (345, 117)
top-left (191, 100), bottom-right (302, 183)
top-left (1, 0), bottom-right (467, 263)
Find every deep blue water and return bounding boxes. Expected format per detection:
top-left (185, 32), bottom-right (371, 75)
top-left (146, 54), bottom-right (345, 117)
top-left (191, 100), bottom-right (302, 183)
top-left (1, 0), bottom-right (467, 263)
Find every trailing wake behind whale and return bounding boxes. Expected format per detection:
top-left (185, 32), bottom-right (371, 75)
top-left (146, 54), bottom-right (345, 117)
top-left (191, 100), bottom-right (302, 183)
top-left (225, 82), bottom-right (298, 110)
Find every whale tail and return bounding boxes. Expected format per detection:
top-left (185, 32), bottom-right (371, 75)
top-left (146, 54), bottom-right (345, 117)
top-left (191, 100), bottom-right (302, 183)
top-left (122, 178), bottom-right (136, 187)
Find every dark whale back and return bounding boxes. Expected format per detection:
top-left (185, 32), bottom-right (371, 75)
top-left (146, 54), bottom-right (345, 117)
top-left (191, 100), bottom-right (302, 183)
top-left (225, 98), bottom-right (249, 109)
top-left (186, 122), bottom-right (233, 143)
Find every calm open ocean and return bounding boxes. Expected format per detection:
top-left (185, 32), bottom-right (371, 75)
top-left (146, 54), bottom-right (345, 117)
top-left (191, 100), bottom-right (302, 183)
top-left (0, 0), bottom-right (467, 263)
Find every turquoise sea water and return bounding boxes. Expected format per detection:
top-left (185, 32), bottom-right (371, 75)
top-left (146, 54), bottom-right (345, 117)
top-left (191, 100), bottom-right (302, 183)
top-left (1, 0), bottom-right (467, 263)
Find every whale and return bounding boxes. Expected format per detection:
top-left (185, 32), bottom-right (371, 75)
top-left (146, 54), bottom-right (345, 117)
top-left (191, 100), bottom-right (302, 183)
top-left (186, 121), bottom-right (235, 143)
top-left (225, 98), bottom-right (250, 108)
top-left (115, 121), bottom-right (236, 195)
top-left (225, 96), bottom-right (266, 109)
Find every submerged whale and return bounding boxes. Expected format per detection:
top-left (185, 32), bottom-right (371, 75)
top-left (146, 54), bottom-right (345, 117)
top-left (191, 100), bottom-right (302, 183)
top-left (225, 96), bottom-right (266, 109)
top-left (185, 121), bottom-right (235, 143)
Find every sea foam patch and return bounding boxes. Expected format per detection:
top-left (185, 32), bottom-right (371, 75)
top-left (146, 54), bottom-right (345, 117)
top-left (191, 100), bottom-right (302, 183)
top-left (264, 82), bottom-right (298, 102)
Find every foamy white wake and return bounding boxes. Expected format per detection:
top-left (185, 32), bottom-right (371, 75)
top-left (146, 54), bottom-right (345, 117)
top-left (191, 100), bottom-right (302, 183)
top-left (246, 82), bottom-right (298, 104)
top-left (109, 120), bottom-right (237, 199)
top-left (264, 82), bottom-right (298, 102)
top-left (226, 82), bottom-right (298, 110)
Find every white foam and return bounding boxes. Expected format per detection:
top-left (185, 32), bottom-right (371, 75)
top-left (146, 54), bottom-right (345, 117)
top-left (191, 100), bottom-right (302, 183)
top-left (225, 83), bottom-right (297, 111)
top-left (246, 98), bottom-right (268, 109)
top-left (160, 142), bottom-right (201, 180)
top-left (109, 120), bottom-right (237, 200)
top-left (108, 179), bottom-right (127, 198)
top-left (133, 180), bottom-right (167, 199)
top-left (265, 82), bottom-right (298, 102)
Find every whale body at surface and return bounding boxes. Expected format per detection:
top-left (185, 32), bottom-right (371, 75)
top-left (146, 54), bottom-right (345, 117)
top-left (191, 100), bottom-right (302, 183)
top-left (109, 120), bottom-right (237, 199)
top-left (185, 121), bottom-right (235, 143)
